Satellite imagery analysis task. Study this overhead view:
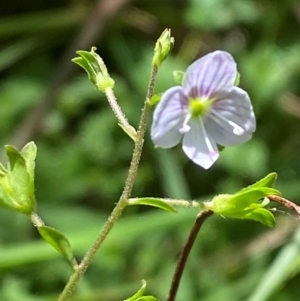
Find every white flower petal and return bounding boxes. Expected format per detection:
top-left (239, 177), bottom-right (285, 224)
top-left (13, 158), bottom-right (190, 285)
top-left (182, 118), bottom-right (219, 169)
top-left (183, 51), bottom-right (237, 99)
top-left (151, 86), bottom-right (189, 148)
top-left (205, 87), bottom-right (256, 146)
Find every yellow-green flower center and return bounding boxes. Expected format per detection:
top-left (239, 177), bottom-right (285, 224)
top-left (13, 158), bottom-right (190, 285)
top-left (189, 98), bottom-right (213, 117)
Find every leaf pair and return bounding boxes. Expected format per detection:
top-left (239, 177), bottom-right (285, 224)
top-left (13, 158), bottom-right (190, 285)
top-left (124, 280), bottom-right (157, 301)
top-left (0, 142), bottom-right (75, 267)
top-left (205, 172), bottom-right (280, 227)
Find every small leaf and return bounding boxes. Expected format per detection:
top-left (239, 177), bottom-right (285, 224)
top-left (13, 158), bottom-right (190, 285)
top-left (245, 208), bottom-right (276, 227)
top-left (1, 145), bottom-right (35, 214)
top-left (217, 144), bottom-right (225, 152)
top-left (148, 94), bottom-right (161, 107)
top-left (128, 198), bottom-right (177, 213)
top-left (243, 173), bottom-right (277, 191)
top-left (5, 145), bottom-right (25, 171)
top-left (118, 123), bottom-right (137, 142)
top-left (38, 225), bottom-right (74, 265)
top-left (136, 297), bottom-right (158, 301)
top-left (76, 50), bottom-right (100, 73)
top-left (72, 57), bottom-right (97, 84)
top-left (21, 141), bottom-right (37, 182)
top-left (234, 72), bottom-right (240, 86)
top-left (124, 280), bottom-right (146, 301)
top-left (173, 70), bottom-right (185, 85)
top-left (230, 188), bottom-right (280, 209)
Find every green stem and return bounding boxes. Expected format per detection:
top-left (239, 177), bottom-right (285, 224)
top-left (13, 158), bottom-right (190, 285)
top-left (105, 87), bottom-right (137, 140)
top-left (57, 65), bottom-right (158, 301)
top-left (30, 212), bottom-right (45, 227)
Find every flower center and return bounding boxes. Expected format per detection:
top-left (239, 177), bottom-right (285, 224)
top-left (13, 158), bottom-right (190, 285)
top-left (189, 98), bottom-right (212, 117)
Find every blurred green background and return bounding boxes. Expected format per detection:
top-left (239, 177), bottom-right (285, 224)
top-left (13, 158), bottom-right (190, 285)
top-left (1, 0), bottom-right (300, 300)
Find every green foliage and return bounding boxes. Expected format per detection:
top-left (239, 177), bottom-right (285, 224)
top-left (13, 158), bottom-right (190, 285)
top-left (38, 225), bottom-right (74, 268)
top-left (124, 280), bottom-right (157, 301)
top-left (128, 198), bottom-right (177, 213)
top-left (1, 1), bottom-right (300, 301)
top-left (0, 142), bottom-right (36, 214)
top-left (206, 173), bottom-right (280, 227)
top-left (172, 70), bottom-right (184, 85)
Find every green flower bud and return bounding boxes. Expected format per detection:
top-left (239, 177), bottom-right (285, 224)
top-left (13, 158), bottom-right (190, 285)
top-left (152, 29), bottom-right (174, 67)
top-left (72, 47), bottom-right (114, 92)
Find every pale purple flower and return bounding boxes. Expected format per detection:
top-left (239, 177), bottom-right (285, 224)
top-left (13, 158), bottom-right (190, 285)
top-left (151, 50), bottom-right (256, 169)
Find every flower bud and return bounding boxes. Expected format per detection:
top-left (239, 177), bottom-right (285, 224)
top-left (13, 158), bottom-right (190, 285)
top-left (152, 29), bottom-right (174, 67)
top-left (72, 47), bottom-right (114, 92)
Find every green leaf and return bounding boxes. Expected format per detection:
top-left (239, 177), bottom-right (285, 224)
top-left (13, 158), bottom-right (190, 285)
top-left (124, 280), bottom-right (146, 301)
top-left (73, 48), bottom-right (114, 91)
top-left (72, 57), bottom-right (97, 85)
top-left (173, 70), bottom-right (185, 85)
top-left (244, 207), bottom-right (275, 227)
top-left (118, 123), bottom-right (137, 142)
top-left (21, 141), bottom-right (37, 183)
top-left (243, 172), bottom-right (277, 191)
top-left (234, 71), bottom-right (240, 86)
top-left (128, 198), bottom-right (177, 213)
top-left (230, 188), bottom-right (280, 208)
top-left (75, 50), bottom-right (101, 74)
top-left (148, 94), bottom-right (161, 107)
top-left (5, 145), bottom-right (25, 171)
top-left (38, 225), bottom-right (74, 265)
top-left (0, 145), bottom-right (36, 214)
top-left (0, 162), bottom-right (7, 176)
top-left (206, 173), bottom-right (282, 227)
top-left (136, 297), bottom-right (158, 301)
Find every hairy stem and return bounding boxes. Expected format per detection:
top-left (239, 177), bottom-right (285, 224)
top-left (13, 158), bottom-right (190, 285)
top-left (268, 195), bottom-right (300, 218)
top-left (105, 87), bottom-right (137, 139)
top-left (167, 210), bottom-right (214, 301)
top-left (57, 65), bottom-right (158, 301)
top-left (30, 212), bottom-right (45, 227)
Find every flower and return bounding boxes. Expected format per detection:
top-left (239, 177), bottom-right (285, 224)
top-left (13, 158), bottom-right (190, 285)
top-left (151, 50), bottom-right (256, 169)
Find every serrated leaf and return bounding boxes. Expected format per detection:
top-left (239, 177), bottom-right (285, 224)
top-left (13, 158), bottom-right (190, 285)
top-left (128, 198), bottom-right (177, 213)
top-left (38, 225), bottom-right (73, 265)
top-left (124, 280), bottom-right (146, 301)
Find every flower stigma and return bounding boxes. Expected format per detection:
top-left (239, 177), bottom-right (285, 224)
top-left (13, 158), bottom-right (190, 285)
top-left (189, 98), bottom-right (212, 117)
